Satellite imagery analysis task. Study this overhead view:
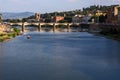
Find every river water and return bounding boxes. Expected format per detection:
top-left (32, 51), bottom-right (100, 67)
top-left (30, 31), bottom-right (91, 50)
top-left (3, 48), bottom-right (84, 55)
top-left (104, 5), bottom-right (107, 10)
top-left (0, 32), bottom-right (120, 80)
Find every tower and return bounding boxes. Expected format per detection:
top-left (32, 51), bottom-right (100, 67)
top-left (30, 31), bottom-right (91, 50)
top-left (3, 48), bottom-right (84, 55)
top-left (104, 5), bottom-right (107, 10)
top-left (35, 13), bottom-right (40, 21)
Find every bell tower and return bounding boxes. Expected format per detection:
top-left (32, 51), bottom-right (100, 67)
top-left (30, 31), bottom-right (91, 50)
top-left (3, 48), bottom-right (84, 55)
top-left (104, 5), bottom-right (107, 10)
top-left (35, 13), bottom-right (40, 21)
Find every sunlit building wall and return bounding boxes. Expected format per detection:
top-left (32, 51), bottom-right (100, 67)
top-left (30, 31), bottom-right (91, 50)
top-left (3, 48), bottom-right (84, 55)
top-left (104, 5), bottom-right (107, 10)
top-left (106, 6), bottom-right (120, 24)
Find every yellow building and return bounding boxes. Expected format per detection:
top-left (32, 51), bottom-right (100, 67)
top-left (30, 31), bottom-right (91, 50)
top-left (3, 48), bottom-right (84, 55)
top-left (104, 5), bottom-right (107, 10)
top-left (95, 10), bottom-right (106, 16)
top-left (114, 6), bottom-right (120, 16)
top-left (117, 6), bottom-right (120, 24)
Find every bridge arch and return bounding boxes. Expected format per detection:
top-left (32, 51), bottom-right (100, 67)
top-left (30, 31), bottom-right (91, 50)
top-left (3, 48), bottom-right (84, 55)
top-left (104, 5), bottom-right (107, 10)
top-left (9, 22), bottom-right (113, 33)
top-left (41, 24), bottom-right (53, 32)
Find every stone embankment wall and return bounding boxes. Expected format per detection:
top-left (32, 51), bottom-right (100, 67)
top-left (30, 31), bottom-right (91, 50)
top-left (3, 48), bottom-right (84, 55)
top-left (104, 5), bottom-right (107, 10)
top-left (89, 23), bottom-right (120, 33)
top-left (99, 24), bottom-right (120, 34)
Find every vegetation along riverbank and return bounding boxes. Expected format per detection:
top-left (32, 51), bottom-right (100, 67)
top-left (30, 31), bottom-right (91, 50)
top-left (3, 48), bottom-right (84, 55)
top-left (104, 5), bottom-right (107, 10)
top-left (0, 28), bottom-right (20, 42)
top-left (99, 30), bottom-right (120, 41)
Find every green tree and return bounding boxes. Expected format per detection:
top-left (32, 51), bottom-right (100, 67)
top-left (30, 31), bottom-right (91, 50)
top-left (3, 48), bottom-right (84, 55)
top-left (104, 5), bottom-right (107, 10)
top-left (22, 18), bottom-right (27, 22)
top-left (44, 18), bottom-right (51, 23)
top-left (99, 15), bottom-right (107, 23)
top-left (13, 28), bottom-right (20, 35)
top-left (0, 13), bottom-right (2, 22)
top-left (64, 16), bottom-right (72, 23)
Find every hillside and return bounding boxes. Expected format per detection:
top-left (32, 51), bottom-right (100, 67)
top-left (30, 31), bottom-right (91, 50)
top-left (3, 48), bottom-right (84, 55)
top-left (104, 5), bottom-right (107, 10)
top-left (1, 12), bottom-right (34, 19)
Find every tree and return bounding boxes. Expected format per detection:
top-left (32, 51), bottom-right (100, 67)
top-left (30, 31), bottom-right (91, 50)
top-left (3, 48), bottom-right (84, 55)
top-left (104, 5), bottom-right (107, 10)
top-left (99, 15), bottom-right (107, 23)
top-left (13, 27), bottom-right (20, 35)
top-left (44, 18), bottom-right (51, 23)
top-left (64, 16), bottom-right (72, 23)
top-left (0, 13), bottom-right (2, 22)
top-left (22, 18), bottom-right (27, 22)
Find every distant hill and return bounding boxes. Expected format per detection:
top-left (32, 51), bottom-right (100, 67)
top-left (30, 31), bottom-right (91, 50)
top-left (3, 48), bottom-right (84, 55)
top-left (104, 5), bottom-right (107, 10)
top-left (1, 12), bottom-right (34, 19)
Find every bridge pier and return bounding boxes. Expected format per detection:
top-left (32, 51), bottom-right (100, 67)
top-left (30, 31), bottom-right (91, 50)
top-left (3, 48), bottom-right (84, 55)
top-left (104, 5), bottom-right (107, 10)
top-left (77, 24), bottom-right (80, 32)
top-left (22, 23), bottom-right (25, 32)
top-left (67, 24), bottom-right (70, 32)
top-left (53, 23), bottom-right (56, 32)
top-left (38, 23), bottom-right (42, 32)
top-left (10, 22), bottom-right (120, 33)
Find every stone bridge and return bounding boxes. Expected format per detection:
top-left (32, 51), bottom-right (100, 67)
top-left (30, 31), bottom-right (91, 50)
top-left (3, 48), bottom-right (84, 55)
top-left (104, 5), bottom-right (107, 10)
top-left (8, 22), bottom-right (120, 33)
top-left (8, 22), bottom-right (97, 32)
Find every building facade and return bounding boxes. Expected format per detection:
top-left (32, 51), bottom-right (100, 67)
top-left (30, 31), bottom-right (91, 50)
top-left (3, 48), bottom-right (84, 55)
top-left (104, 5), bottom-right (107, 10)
top-left (53, 16), bottom-right (64, 22)
top-left (118, 7), bottom-right (120, 24)
top-left (106, 6), bottom-right (120, 24)
top-left (72, 15), bottom-right (83, 23)
top-left (35, 13), bottom-right (40, 21)
top-left (72, 14), bottom-right (92, 23)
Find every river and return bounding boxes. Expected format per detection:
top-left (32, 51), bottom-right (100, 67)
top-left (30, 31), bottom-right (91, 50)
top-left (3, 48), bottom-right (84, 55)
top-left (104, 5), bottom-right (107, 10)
top-left (0, 32), bottom-right (120, 80)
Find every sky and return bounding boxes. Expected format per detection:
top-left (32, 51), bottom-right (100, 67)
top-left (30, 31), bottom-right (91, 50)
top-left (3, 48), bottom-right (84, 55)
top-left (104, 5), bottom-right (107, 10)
top-left (0, 0), bottom-right (120, 13)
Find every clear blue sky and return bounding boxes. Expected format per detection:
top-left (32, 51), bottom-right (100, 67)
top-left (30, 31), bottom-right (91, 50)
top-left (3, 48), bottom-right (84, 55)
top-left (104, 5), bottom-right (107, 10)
top-left (0, 0), bottom-right (120, 13)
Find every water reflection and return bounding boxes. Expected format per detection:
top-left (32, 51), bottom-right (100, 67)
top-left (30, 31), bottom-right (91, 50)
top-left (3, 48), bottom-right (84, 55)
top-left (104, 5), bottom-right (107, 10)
top-left (0, 43), bottom-right (3, 59)
top-left (0, 32), bottom-right (120, 80)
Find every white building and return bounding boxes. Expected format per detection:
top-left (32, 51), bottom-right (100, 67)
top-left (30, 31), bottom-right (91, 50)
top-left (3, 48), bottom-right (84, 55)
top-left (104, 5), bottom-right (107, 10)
top-left (72, 14), bottom-right (92, 23)
top-left (72, 15), bottom-right (83, 23)
top-left (82, 15), bottom-right (91, 23)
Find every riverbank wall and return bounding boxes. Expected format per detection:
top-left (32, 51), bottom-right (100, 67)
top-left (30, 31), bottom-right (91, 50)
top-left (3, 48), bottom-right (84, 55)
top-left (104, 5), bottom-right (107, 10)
top-left (98, 24), bottom-right (120, 40)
